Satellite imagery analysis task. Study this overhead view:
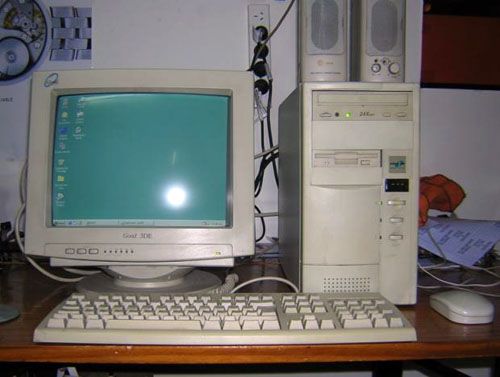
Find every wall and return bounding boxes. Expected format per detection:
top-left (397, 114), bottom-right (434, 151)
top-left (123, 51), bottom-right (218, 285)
top-left (420, 88), bottom-right (500, 221)
top-left (2, 1), bottom-right (497, 235)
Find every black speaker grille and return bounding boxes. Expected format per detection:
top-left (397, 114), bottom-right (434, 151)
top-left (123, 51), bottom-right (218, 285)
top-left (371, 0), bottom-right (398, 52)
top-left (311, 0), bottom-right (339, 51)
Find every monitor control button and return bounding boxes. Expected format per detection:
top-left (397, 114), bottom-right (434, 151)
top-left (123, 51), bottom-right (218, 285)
top-left (89, 248), bottom-right (99, 254)
top-left (65, 248), bottom-right (75, 254)
top-left (76, 248), bottom-right (87, 254)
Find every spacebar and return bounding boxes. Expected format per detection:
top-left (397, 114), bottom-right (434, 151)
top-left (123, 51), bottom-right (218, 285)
top-left (105, 319), bottom-right (202, 330)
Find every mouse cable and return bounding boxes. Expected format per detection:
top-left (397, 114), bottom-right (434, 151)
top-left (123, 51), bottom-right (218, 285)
top-left (418, 262), bottom-right (500, 289)
top-left (417, 282), bottom-right (500, 298)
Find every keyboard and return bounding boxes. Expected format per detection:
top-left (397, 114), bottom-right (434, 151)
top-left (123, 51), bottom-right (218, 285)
top-left (34, 291), bottom-right (416, 345)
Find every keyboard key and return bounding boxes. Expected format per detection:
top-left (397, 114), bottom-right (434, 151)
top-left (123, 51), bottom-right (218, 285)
top-left (222, 319), bottom-right (240, 330)
top-left (47, 318), bottom-right (66, 328)
top-left (320, 319), bottom-right (335, 329)
top-left (67, 318), bottom-right (84, 328)
top-left (107, 319), bottom-right (202, 330)
top-left (288, 319), bottom-right (303, 330)
top-left (242, 320), bottom-right (260, 330)
top-left (342, 318), bottom-right (373, 329)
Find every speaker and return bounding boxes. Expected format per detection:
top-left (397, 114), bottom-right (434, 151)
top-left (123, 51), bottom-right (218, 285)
top-left (352, 0), bottom-right (405, 82)
top-left (299, 0), bottom-right (349, 82)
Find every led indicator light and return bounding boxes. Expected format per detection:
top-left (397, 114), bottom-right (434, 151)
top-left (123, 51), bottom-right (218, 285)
top-left (345, 112), bottom-right (352, 118)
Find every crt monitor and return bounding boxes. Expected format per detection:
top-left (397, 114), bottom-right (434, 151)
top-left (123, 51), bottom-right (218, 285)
top-left (24, 69), bottom-right (255, 293)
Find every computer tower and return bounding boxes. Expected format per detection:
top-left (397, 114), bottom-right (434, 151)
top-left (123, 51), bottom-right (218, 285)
top-left (299, 0), bottom-right (350, 82)
top-left (351, 0), bottom-right (405, 82)
top-left (278, 82), bottom-right (419, 305)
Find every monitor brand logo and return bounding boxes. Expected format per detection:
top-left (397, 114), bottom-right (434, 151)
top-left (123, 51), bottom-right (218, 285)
top-left (122, 232), bottom-right (153, 239)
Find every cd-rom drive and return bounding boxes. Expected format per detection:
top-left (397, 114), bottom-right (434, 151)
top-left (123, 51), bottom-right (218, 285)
top-left (278, 83), bottom-right (419, 305)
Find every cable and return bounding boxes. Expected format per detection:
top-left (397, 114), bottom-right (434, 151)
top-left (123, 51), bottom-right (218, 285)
top-left (418, 262), bottom-right (500, 289)
top-left (418, 284), bottom-right (500, 299)
top-left (19, 160), bottom-right (27, 203)
top-left (265, 78), bottom-right (279, 187)
top-left (254, 88), bottom-right (268, 122)
top-left (15, 161), bottom-right (98, 282)
top-left (255, 145), bottom-right (279, 159)
top-left (250, 3), bottom-right (290, 245)
top-left (210, 273), bottom-right (239, 294)
top-left (421, 260), bottom-right (500, 279)
top-left (254, 205), bottom-right (266, 243)
top-left (63, 267), bottom-right (100, 276)
top-left (418, 224), bottom-right (500, 292)
top-left (254, 149), bottom-right (278, 197)
top-left (255, 211), bottom-right (278, 218)
top-left (231, 276), bottom-right (299, 293)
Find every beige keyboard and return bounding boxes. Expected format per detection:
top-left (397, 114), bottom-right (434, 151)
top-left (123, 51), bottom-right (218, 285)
top-left (34, 291), bottom-right (416, 345)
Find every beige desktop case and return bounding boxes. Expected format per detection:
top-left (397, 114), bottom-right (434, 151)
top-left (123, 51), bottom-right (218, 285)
top-left (278, 82), bottom-right (419, 305)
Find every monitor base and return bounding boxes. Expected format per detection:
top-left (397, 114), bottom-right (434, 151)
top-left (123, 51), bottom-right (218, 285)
top-left (0, 304), bottom-right (19, 323)
top-left (77, 267), bottom-right (222, 295)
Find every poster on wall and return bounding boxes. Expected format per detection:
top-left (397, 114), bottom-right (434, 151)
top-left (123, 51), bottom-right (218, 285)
top-left (0, 0), bottom-right (92, 224)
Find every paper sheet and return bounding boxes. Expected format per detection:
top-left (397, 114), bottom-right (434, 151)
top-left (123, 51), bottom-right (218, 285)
top-left (418, 217), bottom-right (500, 267)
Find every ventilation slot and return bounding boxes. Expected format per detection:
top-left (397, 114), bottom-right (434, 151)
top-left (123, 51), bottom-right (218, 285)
top-left (322, 277), bottom-right (372, 293)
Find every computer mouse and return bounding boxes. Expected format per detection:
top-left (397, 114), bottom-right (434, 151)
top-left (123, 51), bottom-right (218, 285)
top-left (430, 290), bottom-right (495, 324)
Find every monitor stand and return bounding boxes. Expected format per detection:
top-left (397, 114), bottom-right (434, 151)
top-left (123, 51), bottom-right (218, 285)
top-left (0, 304), bottom-right (19, 323)
top-left (77, 266), bottom-right (222, 294)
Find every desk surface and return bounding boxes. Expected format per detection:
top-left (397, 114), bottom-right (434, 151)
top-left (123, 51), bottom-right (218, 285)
top-left (0, 259), bottom-right (498, 365)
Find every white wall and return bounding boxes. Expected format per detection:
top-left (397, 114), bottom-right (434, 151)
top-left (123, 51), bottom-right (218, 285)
top-left (420, 88), bottom-right (500, 221)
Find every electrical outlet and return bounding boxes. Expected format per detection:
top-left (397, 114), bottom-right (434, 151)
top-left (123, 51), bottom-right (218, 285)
top-left (248, 4), bottom-right (271, 67)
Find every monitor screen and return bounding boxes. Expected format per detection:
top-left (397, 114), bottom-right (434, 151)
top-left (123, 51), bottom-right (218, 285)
top-left (52, 92), bottom-right (229, 228)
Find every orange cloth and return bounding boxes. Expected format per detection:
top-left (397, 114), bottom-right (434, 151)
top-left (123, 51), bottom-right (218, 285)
top-left (419, 174), bottom-right (466, 226)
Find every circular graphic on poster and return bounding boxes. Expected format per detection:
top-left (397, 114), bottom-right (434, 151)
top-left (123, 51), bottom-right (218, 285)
top-left (0, 0), bottom-right (48, 84)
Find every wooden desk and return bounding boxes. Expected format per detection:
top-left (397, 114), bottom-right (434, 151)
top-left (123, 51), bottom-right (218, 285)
top-left (0, 259), bottom-right (499, 366)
